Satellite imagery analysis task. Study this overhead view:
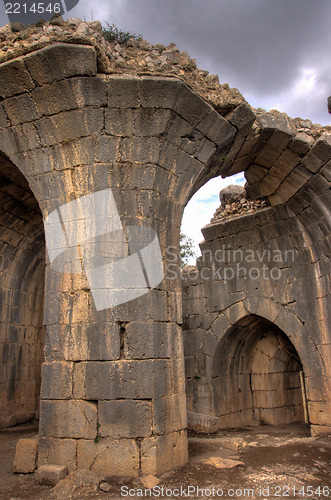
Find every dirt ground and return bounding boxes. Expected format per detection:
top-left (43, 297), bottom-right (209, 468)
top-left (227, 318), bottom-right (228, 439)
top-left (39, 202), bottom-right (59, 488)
top-left (1, 422), bottom-right (330, 499)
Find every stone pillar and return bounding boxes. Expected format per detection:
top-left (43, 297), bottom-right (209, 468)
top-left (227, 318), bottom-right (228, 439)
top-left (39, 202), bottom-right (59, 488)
top-left (0, 45), bottom-right (236, 475)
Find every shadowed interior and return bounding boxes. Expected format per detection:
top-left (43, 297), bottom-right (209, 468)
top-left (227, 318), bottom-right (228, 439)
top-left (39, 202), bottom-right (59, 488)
top-left (212, 314), bottom-right (305, 428)
top-left (0, 152), bottom-right (45, 428)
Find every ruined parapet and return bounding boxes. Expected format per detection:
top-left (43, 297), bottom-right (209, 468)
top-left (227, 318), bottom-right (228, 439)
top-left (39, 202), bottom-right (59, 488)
top-left (0, 18), bottom-right (330, 208)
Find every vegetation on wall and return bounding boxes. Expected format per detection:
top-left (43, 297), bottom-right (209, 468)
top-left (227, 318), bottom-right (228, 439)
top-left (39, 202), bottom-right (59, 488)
top-left (102, 22), bottom-right (141, 44)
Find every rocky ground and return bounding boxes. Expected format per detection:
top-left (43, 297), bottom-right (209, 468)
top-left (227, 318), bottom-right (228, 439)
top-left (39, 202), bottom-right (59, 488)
top-left (1, 423), bottom-right (330, 499)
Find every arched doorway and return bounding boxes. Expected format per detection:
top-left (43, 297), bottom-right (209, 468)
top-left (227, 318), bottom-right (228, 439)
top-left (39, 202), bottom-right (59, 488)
top-left (212, 314), bottom-right (307, 429)
top-left (0, 151), bottom-right (45, 428)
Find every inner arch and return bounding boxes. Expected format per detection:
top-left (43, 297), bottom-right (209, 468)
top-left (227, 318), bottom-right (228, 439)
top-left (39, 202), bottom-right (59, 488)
top-left (212, 314), bottom-right (307, 428)
top-left (0, 151), bottom-right (46, 428)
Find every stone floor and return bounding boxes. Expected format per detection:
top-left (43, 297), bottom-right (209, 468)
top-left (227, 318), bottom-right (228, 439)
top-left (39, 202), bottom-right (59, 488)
top-left (1, 422), bottom-right (330, 499)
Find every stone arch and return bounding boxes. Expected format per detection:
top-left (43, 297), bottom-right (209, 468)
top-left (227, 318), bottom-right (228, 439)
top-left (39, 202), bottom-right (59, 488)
top-left (211, 313), bottom-right (307, 428)
top-left (186, 296), bottom-right (325, 433)
top-left (0, 36), bottom-right (329, 474)
top-left (213, 297), bottom-right (325, 384)
top-left (0, 150), bottom-right (45, 427)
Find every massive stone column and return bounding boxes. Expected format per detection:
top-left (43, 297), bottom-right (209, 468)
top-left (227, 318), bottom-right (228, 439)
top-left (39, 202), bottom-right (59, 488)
top-left (0, 44), bottom-right (238, 475)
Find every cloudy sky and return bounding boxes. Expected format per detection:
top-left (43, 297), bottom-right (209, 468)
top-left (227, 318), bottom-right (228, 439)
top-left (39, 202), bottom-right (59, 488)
top-left (1, 0), bottom-right (330, 259)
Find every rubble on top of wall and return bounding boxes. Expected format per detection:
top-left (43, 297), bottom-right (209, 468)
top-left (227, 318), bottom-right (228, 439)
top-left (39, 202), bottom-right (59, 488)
top-left (0, 16), bottom-right (245, 115)
top-left (0, 16), bottom-right (330, 136)
top-left (210, 185), bottom-right (270, 223)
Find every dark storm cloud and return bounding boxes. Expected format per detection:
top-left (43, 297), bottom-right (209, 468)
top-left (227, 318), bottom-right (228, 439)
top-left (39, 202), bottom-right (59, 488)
top-left (0, 0), bottom-right (330, 123)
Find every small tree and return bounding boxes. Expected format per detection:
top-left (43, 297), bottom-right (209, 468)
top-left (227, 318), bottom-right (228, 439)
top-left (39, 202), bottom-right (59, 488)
top-left (179, 232), bottom-right (196, 267)
top-left (102, 22), bottom-right (141, 44)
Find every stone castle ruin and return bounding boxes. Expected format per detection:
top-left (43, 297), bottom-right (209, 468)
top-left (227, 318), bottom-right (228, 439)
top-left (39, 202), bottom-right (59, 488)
top-left (0, 17), bottom-right (330, 478)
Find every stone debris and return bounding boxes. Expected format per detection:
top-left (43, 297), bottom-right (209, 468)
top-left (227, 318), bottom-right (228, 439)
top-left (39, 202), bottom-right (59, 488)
top-left (187, 411), bottom-right (219, 433)
top-left (141, 475), bottom-right (161, 488)
top-left (35, 464), bottom-right (68, 486)
top-left (0, 16), bottom-right (244, 115)
top-left (99, 480), bottom-right (111, 492)
top-left (201, 457), bottom-right (245, 468)
top-left (0, 15), bottom-right (330, 135)
top-left (43, 469), bottom-right (99, 499)
top-left (13, 437), bottom-right (38, 473)
top-left (211, 185), bottom-right (270, 223)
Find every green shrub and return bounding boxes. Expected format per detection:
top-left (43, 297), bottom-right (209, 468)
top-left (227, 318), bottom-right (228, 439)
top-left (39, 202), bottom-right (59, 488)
top-left (102, 22), bottom-right (141, 45)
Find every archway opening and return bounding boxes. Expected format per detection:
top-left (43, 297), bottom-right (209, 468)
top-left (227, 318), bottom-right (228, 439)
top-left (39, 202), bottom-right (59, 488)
top-left (0, 151), bottom-right (45, 428)
top-left (212, 314), bottom-right (308, 429)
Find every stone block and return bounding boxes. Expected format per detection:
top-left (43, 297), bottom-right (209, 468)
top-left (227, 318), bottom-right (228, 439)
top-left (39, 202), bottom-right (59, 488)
top-left (39, 400), bottom-right (97, 439)
top-left (38, 438), bottom-right (77, 472)
top-left (134, 108), bottom-right (173, 137)
top-left (44, 470), bottom-right (99, 498)
top-left (3, 94), bottom-right (40, 126)
top-left (24, 44), bottom-right (97, 86)
top-left (140, 76), bottom-right (183, 109)
top-left (13, 437), bottom-right (38, 473)
top-left (153, 393), bottom-right (187, 435)
top-left (141, 432), bottom-right (187, 476)
top-left (255, 143), bottom-right (283, 168)
top-left (183, 330), bottom-right (204, 357)
top-left (0, 58), bottom-right (35, 98)
top-left (77, 438), bottom-right (139, 477)
top-left (0, 104), bottom-right (9, 129)
top-left (173, 430), bottom-right (189, 469)
top-left (226, 154), bottom-right (250, 175)
top-left (269, 149), bottom-right (301, 180)
top-left (301, 151), bottom-right (325, 173)
top-left (290, 132), bottom-right (314, 155)
top-left (200, 331), bottom-right (219, 357)
top-left (310, 133), bottom-right (331, 163)
top-left (256, 173), bottom-right (281, 196)
top-left (62, 322), bottom-right (121, 361)
top-left (211, 314), bottom-right (232, 338)
top-left (268, 166), bottom-right (312, 206)
top-left (99, 400), bottom-right (152, 438)
top-left (320, 161), bottom-right (331, 181)
top-left (2, 122), bottom-right (41, 155)
top-left (124, 322), bottom-right (178, 359)
top-left (120, 137), bottom-right (161, 164)
top-left (308, 402), bottom-right (331, 426)
top-left (108, 75), bottom-right (141, 108)
top-left (198, 109), bottom-right (236, 146)
top-left (265, 129), bottom-right (293, 150)
top-left (95, 135), bottom-right (120, 162)
top-left (35, 108), bottom-right (104, 146)
top-left (237, 132), bottom-right (260, 158)
top-left (71, 75), bottom-right (108, 107)
top-left (35, 464), bottom-right (68, 486)
top-left (187, 412), bottom-right (218, 433)
top-left (195, 138), bottom-right (216, 163)
top-left (175, 84), bottom-right (212, 126)
top-left (31, 75), bottom-right (107, 117)
top-left (73, 360), bottom-right (172, 400)
top-left (40, 361), bottom-right (73, 399)
top-left (310, 425), bottom-right (331, 437)
top-left (257, 112), bottom-right (294, 137)
top-left (225, 103), bottom-right (256, 135)
top-left (105, 108), bottom-right (135, 136)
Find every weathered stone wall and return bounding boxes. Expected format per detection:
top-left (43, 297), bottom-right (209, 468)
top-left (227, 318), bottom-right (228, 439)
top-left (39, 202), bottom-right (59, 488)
top-left (0, 41), bottom-right (239, 476)
top-left (0, 18), bottom-right (329, 476)
top-left (0, 152), bottom-right (45, 428)
top-left (182, 169), bottom-right (331, 436)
